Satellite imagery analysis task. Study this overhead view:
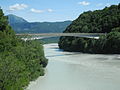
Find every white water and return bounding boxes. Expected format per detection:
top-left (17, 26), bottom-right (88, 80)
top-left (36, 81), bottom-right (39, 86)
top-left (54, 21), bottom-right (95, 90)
top-left (27, 43), bottom-right (120, 90)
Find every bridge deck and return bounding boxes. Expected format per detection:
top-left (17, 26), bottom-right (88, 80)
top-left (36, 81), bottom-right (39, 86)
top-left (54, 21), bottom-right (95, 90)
top-left (16, 33), bottom-right (105, 40)
top-left (16, 33), bottom-right (105, 37)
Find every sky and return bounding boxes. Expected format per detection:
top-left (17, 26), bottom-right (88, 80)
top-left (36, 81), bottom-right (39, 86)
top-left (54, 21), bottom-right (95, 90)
top-left (0, 0), bottom-right (119, 22)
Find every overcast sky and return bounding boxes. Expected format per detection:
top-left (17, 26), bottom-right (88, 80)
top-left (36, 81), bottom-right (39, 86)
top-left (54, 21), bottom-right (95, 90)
top-left (1, 0), bottom-right (119, 22)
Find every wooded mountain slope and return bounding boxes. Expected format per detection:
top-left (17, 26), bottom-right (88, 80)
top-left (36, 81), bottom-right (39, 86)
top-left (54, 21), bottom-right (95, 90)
top-left (59, 4), bottom-right (120, 54)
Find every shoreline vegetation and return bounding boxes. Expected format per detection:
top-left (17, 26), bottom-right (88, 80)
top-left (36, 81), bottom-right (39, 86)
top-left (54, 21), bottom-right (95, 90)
top-left (0, 8), bottom-right (48, 89)
top-left (59, 4), bottom-right (120, 54)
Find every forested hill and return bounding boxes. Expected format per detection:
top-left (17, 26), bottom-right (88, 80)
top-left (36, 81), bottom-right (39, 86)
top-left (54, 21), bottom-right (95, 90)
top-left (64, 4), bottom-right (120, 33)
top-left (7, 14), bottom-right (72, 33)
top-left (0, 8), bottom-right (48, 89)
top-left (59, 4), bottom-right (120, 54)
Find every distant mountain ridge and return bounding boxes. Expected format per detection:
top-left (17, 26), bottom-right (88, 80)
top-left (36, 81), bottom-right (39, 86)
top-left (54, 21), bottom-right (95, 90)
top-left (7, 14), bottom-right (72, 33)
top-left (8, 14), bottom-right (28, 24)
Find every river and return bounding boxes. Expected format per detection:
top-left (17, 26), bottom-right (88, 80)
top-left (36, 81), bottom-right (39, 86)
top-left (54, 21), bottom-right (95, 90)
top-left (27, 43), bottom-right (120, 90)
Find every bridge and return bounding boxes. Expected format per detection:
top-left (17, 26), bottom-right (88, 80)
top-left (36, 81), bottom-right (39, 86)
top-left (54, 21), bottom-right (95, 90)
top-left (16, 33), bottom-right (105, 40)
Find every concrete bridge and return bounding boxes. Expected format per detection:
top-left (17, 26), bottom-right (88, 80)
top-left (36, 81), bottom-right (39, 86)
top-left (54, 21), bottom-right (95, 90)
top-left (16, 33), bottom-right (105, 40)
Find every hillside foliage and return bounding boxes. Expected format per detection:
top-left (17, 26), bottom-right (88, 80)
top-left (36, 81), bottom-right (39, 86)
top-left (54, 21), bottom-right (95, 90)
top-left (59, 4), bottom-right (120, 54)
top-left (0, 8), bottom-right (48, 89)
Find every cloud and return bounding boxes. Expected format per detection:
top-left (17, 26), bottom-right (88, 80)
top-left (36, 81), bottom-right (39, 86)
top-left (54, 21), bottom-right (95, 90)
top-left (30, 8), bottom-right (44, 13)
top-left (9, 4), bottom-right (28, 11)
top-left (30, 8), bottom-right (54, 13)
top-left (47, 9), bottom-right (53, 12)
top-left (78, 1), bottom-right (90, 6)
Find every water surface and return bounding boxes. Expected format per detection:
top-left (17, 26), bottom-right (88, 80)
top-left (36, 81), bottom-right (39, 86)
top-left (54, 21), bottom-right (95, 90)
top-left (27, 43), bottom-right (120, 90)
